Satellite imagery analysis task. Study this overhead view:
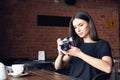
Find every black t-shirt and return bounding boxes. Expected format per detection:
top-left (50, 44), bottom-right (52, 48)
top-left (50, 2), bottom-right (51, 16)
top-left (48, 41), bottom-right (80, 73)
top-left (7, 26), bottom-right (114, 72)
top-left (69, 40), bottom-right (112, 80)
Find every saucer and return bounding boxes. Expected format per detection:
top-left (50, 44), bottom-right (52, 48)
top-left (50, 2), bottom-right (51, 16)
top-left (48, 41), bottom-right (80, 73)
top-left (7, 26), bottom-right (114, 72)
top-left (8, 72), bottom-right (29, 77)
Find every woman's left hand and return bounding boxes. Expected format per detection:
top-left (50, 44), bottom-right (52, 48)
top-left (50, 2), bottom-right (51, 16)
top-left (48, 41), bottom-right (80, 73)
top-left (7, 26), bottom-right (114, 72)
top-left (61, 46), bottom-right (81, 57)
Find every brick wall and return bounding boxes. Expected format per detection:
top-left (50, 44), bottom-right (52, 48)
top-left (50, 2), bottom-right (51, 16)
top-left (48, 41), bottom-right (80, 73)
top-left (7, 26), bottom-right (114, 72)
top-left (0, 0), bottom-right (119, 60)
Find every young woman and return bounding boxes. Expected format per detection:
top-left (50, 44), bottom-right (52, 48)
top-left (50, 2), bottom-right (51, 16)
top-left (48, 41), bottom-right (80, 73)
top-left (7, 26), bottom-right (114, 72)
top-left (54, 11), bottom-right (113, 80)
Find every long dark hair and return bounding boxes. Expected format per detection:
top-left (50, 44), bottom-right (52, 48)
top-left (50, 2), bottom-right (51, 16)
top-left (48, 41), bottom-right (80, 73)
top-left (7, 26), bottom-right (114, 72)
top-left (69, 11), bottom-right (100, 47)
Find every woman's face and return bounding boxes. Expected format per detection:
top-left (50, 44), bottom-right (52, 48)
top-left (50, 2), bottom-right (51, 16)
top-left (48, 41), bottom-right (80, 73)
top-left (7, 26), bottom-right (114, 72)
top-left (72, 18), bottom-right (90, 39)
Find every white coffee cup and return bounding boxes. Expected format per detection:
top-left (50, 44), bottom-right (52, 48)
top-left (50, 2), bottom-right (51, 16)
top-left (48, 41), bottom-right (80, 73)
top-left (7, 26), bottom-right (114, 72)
top-left (0, 62), bottom-right (8, 80)
top-left (12, 64), bottom-right (24, 75)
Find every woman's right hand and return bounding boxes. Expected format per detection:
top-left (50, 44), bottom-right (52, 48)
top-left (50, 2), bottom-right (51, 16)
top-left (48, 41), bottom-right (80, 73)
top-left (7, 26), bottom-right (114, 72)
top-left (57, 38), bottom-right (64, 56)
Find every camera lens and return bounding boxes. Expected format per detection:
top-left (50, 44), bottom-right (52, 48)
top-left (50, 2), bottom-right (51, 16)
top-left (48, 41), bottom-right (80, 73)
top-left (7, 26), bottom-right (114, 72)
top-left (61, 43), bottom-right (70, 51)
top-left (60, 37), bottom-right (74, 51)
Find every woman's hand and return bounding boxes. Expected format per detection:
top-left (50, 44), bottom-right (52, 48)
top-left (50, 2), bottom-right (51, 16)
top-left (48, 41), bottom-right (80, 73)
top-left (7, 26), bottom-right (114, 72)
top-left (61, 46), bottom-right (82, 57)
top-left (57, 38), bottom-right (64, 56)
top-left (57, 38), bottom-right (81, 57)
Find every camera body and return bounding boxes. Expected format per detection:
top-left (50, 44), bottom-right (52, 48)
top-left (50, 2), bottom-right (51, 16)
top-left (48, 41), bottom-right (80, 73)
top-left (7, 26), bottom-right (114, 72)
top-left (61, 37), bottom-right (74, 51)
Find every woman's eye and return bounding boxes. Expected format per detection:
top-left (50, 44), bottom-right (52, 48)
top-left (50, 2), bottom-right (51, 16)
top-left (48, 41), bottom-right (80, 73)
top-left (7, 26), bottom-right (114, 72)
top-left (73, 24), bottom-right (83, 29)
top-left (79, 24), bottom-right (83, 27)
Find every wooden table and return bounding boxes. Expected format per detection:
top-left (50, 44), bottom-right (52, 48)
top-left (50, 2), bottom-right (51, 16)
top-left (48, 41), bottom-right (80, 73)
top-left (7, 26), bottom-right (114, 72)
top-left (9, 69), bottom-right (80, 80)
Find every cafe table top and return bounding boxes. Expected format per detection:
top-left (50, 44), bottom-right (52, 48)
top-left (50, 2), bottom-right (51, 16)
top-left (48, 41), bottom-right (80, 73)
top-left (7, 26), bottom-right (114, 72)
top-left (8, 69), bottom-right (80, 80)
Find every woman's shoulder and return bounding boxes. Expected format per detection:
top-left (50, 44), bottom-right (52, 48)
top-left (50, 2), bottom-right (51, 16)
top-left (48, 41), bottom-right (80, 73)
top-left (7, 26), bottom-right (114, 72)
top-left (97, 39), bottom-right (110, 46)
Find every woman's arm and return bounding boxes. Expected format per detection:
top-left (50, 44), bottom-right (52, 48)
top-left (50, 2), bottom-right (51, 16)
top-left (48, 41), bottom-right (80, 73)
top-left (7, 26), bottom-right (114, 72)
top-left (54, 54), bottom-right (71, 70)
top-left (54, 54), bottom-right (64, 70)
top-left (54, 38), bottom-right (72, 70)
top-left (78, 52), bottom-right (112, 73)
top-left (65, 46), bottom-right (113, 73)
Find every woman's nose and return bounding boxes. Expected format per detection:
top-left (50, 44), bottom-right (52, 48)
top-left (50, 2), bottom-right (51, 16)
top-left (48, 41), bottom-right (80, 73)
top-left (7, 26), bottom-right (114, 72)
top-left (77, 27), bottom-right (81, 32)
